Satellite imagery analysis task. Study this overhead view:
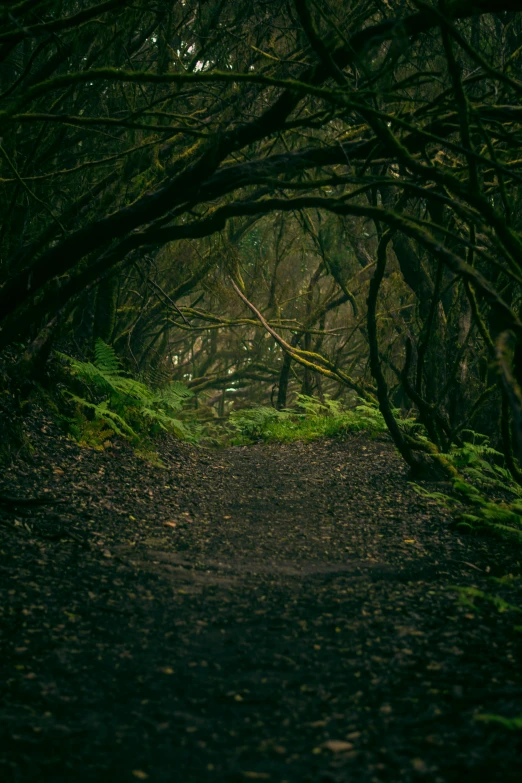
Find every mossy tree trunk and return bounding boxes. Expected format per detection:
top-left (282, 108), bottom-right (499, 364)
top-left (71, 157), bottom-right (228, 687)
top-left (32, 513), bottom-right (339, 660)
top-left (93, 276), bottom-right (118, 346)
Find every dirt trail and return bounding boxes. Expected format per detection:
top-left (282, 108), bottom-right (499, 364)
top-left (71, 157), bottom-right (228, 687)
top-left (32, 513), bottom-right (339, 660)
top-left (1, 430), bottom-right (522, 782)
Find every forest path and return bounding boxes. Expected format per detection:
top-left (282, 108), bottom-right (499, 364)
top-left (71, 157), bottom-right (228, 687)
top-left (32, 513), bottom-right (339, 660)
top-left (1, 432), bottom-right (522, 782)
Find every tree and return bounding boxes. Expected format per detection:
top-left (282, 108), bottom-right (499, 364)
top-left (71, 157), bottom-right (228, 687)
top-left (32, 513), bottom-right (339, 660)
top-left (2, 0), bottom-right (522, 475)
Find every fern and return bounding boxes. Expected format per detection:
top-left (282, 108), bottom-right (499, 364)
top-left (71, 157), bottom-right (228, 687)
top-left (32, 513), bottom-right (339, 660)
top-left (155, 381), bottom-right (194, 413)
top-left (94, 338), bottom-right (122, 375)
top-left (66, 393), bottom-right (137, 438)
top-left (229, 406), bottom-right (291, 441)
top-left (58, 340), bottom-right (196, 446)
top-left (448, 432), bottom-right (520, 496)
top-left (410, 427), bottom-right (522, 546)
top-left (226, 396), bottom-right (416, 445)
top-left (474, 713), bottom-right (522, 731)
top-left (59, 343), bottom-right (149, 403)
top-left (295, 394), bottom-right (343, 417)
top-left (409, 483), bottom-right (459, 509)
top-left (449, 586), bottom-right (522, 614)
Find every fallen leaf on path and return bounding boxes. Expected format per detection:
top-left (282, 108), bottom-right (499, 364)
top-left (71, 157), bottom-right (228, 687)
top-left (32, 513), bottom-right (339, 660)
top-left (321, 740), bottom-right (354, 753)
top-left (411, 758), bottom-right (428, 773)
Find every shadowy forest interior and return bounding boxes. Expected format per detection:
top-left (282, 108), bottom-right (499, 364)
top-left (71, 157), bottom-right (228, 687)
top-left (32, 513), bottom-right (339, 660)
top-left (2, 1), bottom-right (522, 782)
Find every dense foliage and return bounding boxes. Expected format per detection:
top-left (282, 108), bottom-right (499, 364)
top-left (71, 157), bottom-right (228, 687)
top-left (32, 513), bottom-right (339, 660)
top-left (1, 0), bottom-right (522, 479)
top-left (58, 339), bottom-right (197, 447)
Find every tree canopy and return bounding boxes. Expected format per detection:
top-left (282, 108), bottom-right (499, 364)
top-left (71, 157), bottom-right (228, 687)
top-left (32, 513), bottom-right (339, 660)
top-left (2, 0), bottom-right (522, 475)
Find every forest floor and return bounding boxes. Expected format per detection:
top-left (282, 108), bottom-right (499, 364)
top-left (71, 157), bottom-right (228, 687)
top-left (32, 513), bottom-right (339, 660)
top-left (1, 417), bottom-right (522, 783)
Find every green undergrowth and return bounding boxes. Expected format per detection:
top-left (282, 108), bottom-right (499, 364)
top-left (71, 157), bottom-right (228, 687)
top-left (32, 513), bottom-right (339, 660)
top-left (450, 583), bottom-right (522, 733)
top-left (413, 430), bottom-right (522, 546)
top-left (57, 340), bottom-right (201, 456)
top-left (474, 713), bottom-right (522, 731)
top-left (450, 584), bottom-right (522, 616)
top-left (226, 395), bottom-right (415, 445)
top-left (412, 429), bottom-right (522, 734)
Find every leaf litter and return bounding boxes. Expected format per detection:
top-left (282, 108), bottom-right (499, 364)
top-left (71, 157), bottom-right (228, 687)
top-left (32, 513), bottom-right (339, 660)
top-left (1, 419), bottom-right (522, 782)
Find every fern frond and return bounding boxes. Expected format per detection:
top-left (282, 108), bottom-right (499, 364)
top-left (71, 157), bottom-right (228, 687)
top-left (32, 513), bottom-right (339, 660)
top-left (59, 342), bottom-right (196, 445)
top-left (156, 382), bottom-right (194, 413)
top-left (475, 713), bottom-right (522, 731)
top-left (94, 339), bottom-right (122, 375)
top-left (66, 393), bottom-right (136, 437)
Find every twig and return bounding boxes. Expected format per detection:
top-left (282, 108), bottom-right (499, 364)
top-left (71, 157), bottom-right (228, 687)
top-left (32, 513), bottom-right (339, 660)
top-left (148, 278), bottom-right (190, 325)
